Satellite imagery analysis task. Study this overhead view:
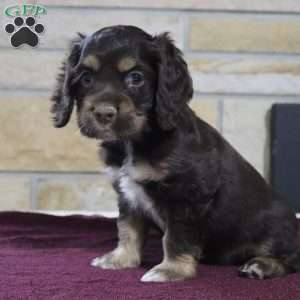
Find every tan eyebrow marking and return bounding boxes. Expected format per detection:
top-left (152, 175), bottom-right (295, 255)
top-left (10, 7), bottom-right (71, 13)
top-left (117, 57), bottom-right (136, 72)
top-left (82, 55), bottom-right (100, 71)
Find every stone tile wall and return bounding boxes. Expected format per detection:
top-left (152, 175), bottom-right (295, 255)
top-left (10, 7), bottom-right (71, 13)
top-left (1, 0), bottom-right (299, 211)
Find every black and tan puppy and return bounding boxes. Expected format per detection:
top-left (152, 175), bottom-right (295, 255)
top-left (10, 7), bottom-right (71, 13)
top-left (51, 25), bottom-right (300, 282)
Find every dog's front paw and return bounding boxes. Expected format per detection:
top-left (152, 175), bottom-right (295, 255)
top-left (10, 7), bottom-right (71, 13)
top-left (91, 248), bottom-right (140, 270)
top-left (141, 261), bottom-right (196, 282)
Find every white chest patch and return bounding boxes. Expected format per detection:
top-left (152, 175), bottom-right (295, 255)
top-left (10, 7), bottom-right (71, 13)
top-left (105, 155), bottom-right (164, 229)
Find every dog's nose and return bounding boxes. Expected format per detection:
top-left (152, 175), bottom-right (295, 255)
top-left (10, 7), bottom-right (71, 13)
top-left (90, 104), bottom-right (117, 124)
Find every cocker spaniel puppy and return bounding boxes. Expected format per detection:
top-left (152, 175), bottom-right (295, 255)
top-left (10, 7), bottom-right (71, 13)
top-left (51, 25), bottom-right (300, 282)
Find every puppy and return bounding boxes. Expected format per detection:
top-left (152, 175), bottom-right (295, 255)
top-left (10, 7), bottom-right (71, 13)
top-left (51, 25), bottom-right (300, 282)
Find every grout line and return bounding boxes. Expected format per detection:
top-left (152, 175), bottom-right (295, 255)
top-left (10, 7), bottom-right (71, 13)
top-left (10, 209), bottom-right (119, 218)
top-left (2, 46), bottom-right (300, 58)
top-left (184, 51), bottom-right (300, 59)
top-left (30, 175), bottom-right (38, 210)
top-left (0, 46), bottom-right (66, 52)
top-left (44, 5), bottom-right (300, 16)
top-left (191, 91), bottom-right (300, 100)
top-left (186, 48), bottom-right (300, 57)
top-left (181, 12), bottom-right (189, 52)
top-left (218, 99), bottom-right (224, 134)
top-left (0, 171), bottom-right (102, 177)
top-left (6, 209), bottom-right (299, 219)
top-left (0, 88), bottom-right (51, 94)
top-left (2, 46), bottom-right (300, 57)
top-left (2, 87), bottom-right (300, 99)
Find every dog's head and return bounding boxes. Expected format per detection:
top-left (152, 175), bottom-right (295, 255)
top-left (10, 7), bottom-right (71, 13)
top-left (51, 25), bottom-right (193, 141)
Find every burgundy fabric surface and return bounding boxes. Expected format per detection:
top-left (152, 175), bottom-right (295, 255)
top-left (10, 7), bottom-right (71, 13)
top-left (0, 212), bottom-right (299, 300)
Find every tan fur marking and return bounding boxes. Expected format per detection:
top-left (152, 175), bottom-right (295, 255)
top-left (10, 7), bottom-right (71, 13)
top-left (118, 96), bottom-right (135, 114)
top-left (239, 256), bottom-right (286, 279)
top-left (128, 161), bottom-right (169, 182)
top-left (132, 114), bottom-right (147, 134)
top-left (141, 230), bottom-right (198, 282)
top-left (163, 230), bottom-right (198, 278)
top-left (82, 55), bottom-right (100, 71)
top-left (91, 217), bottom-right (145, 269)
top-left (253, 257), bottom-right (285, 276)
top-left (117, 218), bottom-right (144, 253)
top-left (141, 254), bottom-right (197, 282)
top-left (163, 254), bottom-right (198, 278)
top-left (117, 57), bottom-right (136, 72)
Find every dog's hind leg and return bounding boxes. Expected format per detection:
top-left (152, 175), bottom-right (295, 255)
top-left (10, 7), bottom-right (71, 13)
top-left (239, 249), bottom-right (300, 279)
top-left (238, 250), bottom-right (300, 279)
top-left (238, 256), bottom-right (286, 279)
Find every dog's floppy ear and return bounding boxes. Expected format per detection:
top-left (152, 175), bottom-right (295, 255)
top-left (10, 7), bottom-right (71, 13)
top-left (50, 34), bottom-right (85, 128)
top-left (153, 33), bottom-right (193, 130)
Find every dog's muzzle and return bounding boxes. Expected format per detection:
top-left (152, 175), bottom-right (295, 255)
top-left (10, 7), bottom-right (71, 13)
top-left (89, 102), bottom-right (117, 126)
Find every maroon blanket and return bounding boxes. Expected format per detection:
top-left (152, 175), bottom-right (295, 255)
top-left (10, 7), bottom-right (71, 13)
top-left (0, 212), bottom-right (299, 300)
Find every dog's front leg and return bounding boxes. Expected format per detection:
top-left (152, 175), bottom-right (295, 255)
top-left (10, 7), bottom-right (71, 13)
top-left (141, 222), bottom-right (200, 282)
top-left (91, 210), bottom-right (147, 269)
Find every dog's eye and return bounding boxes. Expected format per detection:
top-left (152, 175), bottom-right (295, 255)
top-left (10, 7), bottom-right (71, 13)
top-left (125, 71), bottom-right (144, 87)
top-left (80, 72), bottom-right (94, 88)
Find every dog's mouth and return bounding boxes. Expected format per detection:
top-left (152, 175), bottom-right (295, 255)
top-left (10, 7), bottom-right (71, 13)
top-left (78, 111), bottom-right (147, 141)
top-left (77, 117), bottom-right (115, 141)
